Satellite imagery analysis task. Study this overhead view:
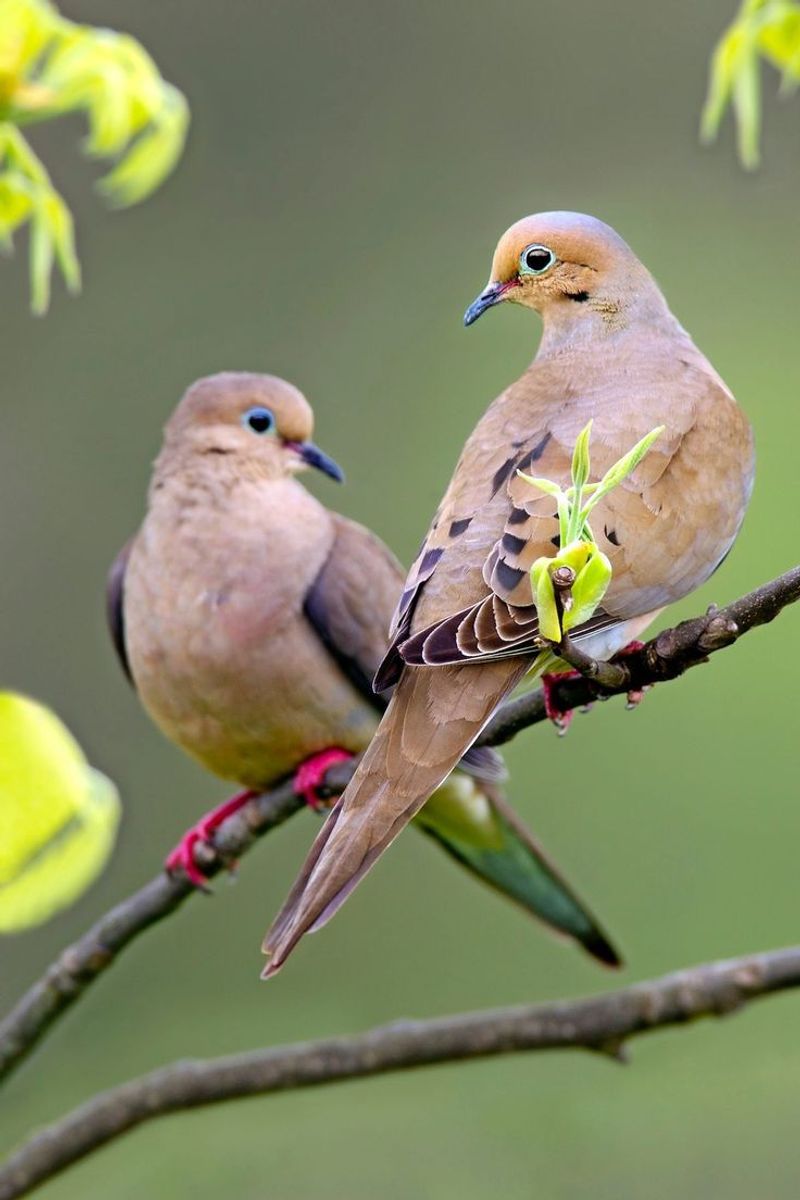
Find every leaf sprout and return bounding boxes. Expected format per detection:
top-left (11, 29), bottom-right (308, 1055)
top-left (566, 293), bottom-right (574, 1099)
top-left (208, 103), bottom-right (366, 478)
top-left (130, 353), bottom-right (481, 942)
top-left (703, 0), bottom-right (800, 169)
top-left (0, 0), bottom-right (190, 312)
top-left (518, 422), bottom-right (664, 645)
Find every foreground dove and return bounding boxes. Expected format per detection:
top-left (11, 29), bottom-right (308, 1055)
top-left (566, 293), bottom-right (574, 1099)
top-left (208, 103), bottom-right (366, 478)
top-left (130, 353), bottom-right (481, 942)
top-left (264, 211), bottom-right (755, 976)
top-left (108, 371), bottom-right (620, 965)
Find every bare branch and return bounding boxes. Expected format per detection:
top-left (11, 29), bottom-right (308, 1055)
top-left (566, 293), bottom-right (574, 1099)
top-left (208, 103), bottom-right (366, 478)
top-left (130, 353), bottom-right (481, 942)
top-left (0, 781), bottom-right (304, 1085)
top-left (0, 564), bottom-right (798, 1088)
top-left (2, 945), bottom-right (800, 1199)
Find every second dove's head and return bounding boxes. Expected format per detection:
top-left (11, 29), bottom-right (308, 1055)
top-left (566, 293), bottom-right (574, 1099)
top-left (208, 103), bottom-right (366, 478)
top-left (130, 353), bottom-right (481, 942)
top-left (464, 211), bottom-right (654, 327)
top-left (159, 372), bottom-right (344, 483)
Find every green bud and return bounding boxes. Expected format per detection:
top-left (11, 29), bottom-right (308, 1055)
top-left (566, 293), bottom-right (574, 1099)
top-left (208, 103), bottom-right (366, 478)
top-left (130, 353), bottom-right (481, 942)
top-left (570, 421), bottom-right (592, 492)
top-left (530, 557), bottom-right (562, 643)
top-left (563, 549), bottom-right (613, 631)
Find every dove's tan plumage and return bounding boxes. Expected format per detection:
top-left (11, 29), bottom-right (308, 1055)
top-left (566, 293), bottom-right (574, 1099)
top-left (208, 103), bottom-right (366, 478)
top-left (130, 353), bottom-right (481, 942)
top-left (111, 371), bottom-right (621, 965)
top-left (264, 211), bottom-right (754, 973)
top-left (121, 376), bottom-right (380, 786)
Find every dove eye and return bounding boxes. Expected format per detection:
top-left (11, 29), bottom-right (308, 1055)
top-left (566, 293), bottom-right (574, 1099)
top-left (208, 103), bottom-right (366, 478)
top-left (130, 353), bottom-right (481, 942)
top-left (243, 406), bottom-right (275, 434)
top-left (520, 244), bottom-right (556, 275)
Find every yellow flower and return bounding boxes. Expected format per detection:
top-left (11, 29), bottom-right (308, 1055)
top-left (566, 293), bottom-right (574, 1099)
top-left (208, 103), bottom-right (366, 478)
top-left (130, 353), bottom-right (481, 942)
top-left (0, 691), bottom-right (120, 932)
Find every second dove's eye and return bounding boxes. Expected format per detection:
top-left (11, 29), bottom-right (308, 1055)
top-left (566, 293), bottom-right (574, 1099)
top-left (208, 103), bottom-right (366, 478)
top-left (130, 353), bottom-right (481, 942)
top-left (243, 406), bottom-right (275, 434)
top-left (520, 245), bottom-right (556, 275)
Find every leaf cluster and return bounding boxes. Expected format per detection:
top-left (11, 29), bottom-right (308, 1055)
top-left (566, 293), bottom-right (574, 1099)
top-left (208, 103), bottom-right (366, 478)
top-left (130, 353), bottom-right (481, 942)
top-left (0, 0), bottom-right (189, 311)
top-left (703, 0), bottom-right (800, 168)
top-left (519, 423), bottom-right (663, 644)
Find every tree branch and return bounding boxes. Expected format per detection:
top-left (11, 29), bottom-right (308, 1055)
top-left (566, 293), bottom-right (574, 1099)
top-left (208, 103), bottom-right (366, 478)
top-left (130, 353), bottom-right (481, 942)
top-left (2, 944), bottom-right (800, 1199)
top-left (0, 563), bottom-right (798, 1088)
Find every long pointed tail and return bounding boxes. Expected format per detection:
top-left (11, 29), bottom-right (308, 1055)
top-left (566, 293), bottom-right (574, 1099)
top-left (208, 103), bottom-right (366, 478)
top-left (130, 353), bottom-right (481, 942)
top-left (416, 775), bottom-right (621, 966)
top-left (263, 659), bottom-right (526, 975)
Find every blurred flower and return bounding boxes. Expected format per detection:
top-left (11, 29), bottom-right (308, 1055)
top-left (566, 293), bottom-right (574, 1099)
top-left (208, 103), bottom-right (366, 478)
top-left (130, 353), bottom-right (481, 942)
top-left (0, 690), bottom-right (121, 932)
top-left (0, 0), bottom-right (189, 312)
top-left (703, 0), bottom-right (800, 169)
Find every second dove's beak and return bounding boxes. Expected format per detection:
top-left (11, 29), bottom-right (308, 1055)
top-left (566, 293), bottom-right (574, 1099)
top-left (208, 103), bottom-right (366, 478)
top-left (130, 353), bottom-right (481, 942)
top-left (463, 279), bottom-right (520, 327)
top-left (287, 440), bottom-right (345, 483)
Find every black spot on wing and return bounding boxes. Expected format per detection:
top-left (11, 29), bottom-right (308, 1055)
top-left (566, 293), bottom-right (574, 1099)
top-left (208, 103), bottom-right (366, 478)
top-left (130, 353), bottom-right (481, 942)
top-left (491, 455), bottom-right (519, 498)
top-left (508, 506), bottom-right (529, 526)
top-left (449, 517), bottom-right (472, 537)
top-left (516, 431), bottom-right (552, 473)
top-left (398, 585), bottom-right (416, 614)
top-left (420, 546), bottom-right (444, 574)
top-left (501, 532), bottom-right (526, 555)
top-left (495, 559), bottom-right (526, 592)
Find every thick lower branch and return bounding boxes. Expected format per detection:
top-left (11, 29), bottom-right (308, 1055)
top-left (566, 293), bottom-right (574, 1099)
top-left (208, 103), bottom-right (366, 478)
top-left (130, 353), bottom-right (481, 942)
top-left (1, 944), bottom-right (799, 1200)
top-left (0, 564), bottom-right (798, 1088)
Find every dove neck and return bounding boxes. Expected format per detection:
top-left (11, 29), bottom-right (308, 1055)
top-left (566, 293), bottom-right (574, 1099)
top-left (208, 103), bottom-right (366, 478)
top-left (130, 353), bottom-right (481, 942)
top-left (535, 274), bottom-right (680, 359)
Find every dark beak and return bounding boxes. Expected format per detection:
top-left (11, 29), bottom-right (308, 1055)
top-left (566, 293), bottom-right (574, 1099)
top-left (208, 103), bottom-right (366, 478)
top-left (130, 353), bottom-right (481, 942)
top-left (288, 440), bottom-right (345, 483)
top-left (463, 279), bottom-right (519, 327)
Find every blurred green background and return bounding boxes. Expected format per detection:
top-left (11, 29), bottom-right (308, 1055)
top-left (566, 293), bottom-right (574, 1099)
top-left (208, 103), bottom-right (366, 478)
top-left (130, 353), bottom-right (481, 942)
top-left (3, 1), bottom-right (800, 1196)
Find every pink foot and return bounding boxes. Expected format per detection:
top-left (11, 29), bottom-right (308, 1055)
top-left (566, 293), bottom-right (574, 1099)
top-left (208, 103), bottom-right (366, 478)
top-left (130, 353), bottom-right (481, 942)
top-left (542, 670), bottom-right (582, 735)
top-left (165, 789), bottom-right (258, 888)
top-left (293, 748), bottom-right (353, 811)
top-left (613, 640), bottom-right (648, 709)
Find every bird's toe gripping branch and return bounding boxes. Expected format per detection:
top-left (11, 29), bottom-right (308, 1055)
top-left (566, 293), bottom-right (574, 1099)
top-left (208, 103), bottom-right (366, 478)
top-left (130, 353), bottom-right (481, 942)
top-left (541, 671), bottom-right (583, 734)
top-left (293, 748), bottom-right (354, 811)
top-left (164, 789), bottom-right (258, 888)
top-left (615, 640), bottom-right (648, 708)
top-left (542, 641), bottom-right (649, 733)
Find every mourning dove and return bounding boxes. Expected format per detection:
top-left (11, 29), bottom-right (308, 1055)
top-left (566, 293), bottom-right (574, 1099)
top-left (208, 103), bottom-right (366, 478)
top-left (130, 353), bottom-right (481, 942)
top-left (108, 371), bottom-right (620, 965)
top-left (264, 211), bottom-right (755, 976)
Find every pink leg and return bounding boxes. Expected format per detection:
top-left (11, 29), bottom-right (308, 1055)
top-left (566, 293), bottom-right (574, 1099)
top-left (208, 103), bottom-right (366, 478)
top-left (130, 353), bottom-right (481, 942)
top-left (543, 640), bottom-right (649, 733)
top-left (293, 748), bottom-right (353, 811)
top-left (613, 640), bottom-right (648, 709)
top-left (542, 670), bottom-right (582, 734)
top-left (165, 789), bottom-right (258, 888)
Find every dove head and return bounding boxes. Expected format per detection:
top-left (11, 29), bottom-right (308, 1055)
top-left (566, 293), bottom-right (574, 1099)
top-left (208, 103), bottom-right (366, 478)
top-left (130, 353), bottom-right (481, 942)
top-left (158, 372), bottom-right (343, 484)
top-left (464, 212), bottom-right (667, 339)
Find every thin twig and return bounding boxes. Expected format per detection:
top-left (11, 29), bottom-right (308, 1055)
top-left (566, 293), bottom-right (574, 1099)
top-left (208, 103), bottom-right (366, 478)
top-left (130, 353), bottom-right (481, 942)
top-left (0, 782), bottom-right (304, 1085)
top-left (0, 564), bottom-right (798, 1088)
top-left (1, 944), bottom-right (799, 1200)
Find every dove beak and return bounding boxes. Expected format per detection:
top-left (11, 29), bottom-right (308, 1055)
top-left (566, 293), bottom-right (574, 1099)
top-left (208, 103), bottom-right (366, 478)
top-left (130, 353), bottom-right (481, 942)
top-left (463, 278), bottom-right (521, 327)
top-left (286, 440), bottom-right (345, 483)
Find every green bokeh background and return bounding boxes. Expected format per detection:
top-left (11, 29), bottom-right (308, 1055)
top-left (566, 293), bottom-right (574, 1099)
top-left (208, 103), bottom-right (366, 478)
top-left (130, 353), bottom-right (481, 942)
top-left (3, 1), bottom-right (800, 1195)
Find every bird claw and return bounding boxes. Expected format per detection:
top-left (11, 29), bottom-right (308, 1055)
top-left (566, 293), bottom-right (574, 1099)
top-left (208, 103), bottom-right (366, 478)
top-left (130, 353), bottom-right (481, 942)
top-left (542, 670), bottom-right (583, 734)
top-left (293, 748), bottom-right (353, 811)
top-left (543, 639), bottom-right (648, 731)
top-left (164, 789), bottom-right (257, 888)
top-left (612, 641), bottom-right (648, 711)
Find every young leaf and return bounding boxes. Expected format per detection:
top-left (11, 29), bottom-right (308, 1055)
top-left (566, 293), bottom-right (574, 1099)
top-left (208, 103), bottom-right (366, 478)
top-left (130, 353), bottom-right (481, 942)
top-left (580, 425), bottom-right (664, 521)
top-left (0, 0), bottom-right (190, 311)
top-left (0, 691), bottom-right (121, 933)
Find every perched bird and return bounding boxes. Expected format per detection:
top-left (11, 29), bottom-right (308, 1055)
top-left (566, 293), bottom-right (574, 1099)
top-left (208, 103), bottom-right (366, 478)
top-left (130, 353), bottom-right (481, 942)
top-left (264, 211), bottom-right (755, 975)
top-left (108, 371), bottom-right (620, 965)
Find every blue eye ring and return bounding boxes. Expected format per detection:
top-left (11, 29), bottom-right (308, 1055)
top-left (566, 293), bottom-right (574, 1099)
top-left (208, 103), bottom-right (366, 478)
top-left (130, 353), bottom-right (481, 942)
top-left (242, 405), bottom-right (275, 434)
top-left (519, 244), bottom-right (556, 276)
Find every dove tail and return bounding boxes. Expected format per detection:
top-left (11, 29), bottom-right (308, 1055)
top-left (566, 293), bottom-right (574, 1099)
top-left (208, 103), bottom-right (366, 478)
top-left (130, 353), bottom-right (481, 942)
top-left (417, 776), bottom-right (621, 966)
top-left (262, 659), bottom-right (528, 975)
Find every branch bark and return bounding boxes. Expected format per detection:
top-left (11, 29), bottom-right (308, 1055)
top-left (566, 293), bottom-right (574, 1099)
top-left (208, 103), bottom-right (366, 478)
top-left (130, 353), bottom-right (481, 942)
top-left (0, 563), bottom-right (798, 1089)
top-left (2, 944), bottom-right (800, 1200)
